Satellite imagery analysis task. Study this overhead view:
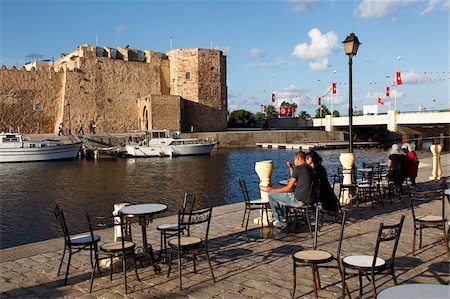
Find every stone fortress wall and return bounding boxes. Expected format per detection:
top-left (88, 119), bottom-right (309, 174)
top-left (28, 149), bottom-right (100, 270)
top-left (0, 44), bottom-right (228, 134)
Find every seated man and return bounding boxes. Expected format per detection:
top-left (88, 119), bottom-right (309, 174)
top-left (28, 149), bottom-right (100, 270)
top-left (266, 151), bottom-right (314, 228)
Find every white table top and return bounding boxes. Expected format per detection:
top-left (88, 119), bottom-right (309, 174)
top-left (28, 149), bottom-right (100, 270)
top-left (119, 203), bottom-right (167, 216)
top-left (377, 284), bottom-right (450, 299)
top-left (444, 189), bottom-right (450, 196)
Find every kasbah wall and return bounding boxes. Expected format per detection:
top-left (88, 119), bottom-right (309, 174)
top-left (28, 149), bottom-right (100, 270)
top-left (0, 44), bottom-right (228, 134)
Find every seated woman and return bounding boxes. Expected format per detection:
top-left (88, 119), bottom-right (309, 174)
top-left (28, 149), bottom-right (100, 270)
top-left (387, 144), bottom-right (406, 194)
top-left (306, 150), bottom-right (339, 211)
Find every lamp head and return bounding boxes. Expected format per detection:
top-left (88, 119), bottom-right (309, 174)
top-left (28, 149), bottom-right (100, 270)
top-left (342, 32), bottom-right (361, 57)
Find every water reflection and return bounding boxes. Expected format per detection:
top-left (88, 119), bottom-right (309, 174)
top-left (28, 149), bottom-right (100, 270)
top-left (0, 148), bottom-right (389, 248)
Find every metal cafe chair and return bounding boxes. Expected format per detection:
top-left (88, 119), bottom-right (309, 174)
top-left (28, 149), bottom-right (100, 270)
top-left (167, 207), bottom-right (216, 290)
top-left (238, 179), bottom-right (270, 231)
top-left (291, 206), bottom-right (350, 299)
top-left (157, 192), bottom-right (196, 263)
top-left (86, 212), bottom-right (140, 294)
top-left (286, 181), bottom-right (315, 237)
top-left (341, 215), bottom-right (405, 299)
top-left (54, 204), bottom-right (100, 285)
top-left (409, 190), bottom-right (449, 256)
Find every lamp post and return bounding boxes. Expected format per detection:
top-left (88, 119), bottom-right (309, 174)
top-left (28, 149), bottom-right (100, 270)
top-left (342, 32), bottom-right (360, 153)
top-left (339, 32), bottom-right (361, 205)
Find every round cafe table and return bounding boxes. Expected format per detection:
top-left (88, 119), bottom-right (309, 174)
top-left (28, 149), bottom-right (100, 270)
top-left (119, 203), bottom-right (167, 274)
top-left (377, 283), bottom-right (450, 299)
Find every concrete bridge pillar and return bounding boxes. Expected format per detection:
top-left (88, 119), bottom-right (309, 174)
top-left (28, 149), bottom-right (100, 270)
top-left (325, 115), bottom-right (333, 132)
top-left (387, 110), bottom-right (398, 132)
top-left (429, 142), bottom-right (443, 181)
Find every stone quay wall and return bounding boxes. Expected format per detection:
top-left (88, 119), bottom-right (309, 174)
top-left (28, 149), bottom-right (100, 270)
top-left (0, 45), bottom-right (227, 134)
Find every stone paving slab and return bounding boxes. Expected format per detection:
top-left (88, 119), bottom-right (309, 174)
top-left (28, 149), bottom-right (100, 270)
top-left (0, 153), bottom-right (449, 298)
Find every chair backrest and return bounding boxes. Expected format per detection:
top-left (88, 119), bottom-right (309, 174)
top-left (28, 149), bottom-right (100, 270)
top-left (372, 215), bottom-right (405, 269)
top-left (54, 205), bottom-right (71, 245)
top-left (409, 190), bottom-right (445, 222)
top-left (178, 207), bottom-right (213, 246)
top-left (87, 212), bottom-right (131, 248)
top-left (238, 179), bottom-right (251, 204)
top-left (181, 192), bottom-right (196, 234)
top-left (313, 206), bottom-right (347, 259)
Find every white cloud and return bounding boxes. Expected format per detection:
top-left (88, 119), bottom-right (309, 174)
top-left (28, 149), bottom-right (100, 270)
top-left (289, 0), bottom-right (320, 12)
top-left (309, 58), bottom-right (330, 71)
top-left (401, 70), bottom-right (442, 85)
top-left (214, 45), bottom-right (231, 55)
top-left (116, 24), bottom-right (128, 33)
top-left (228, 90), bottom-right (240, 98)
top-left (249, 48), bottom-right (265, 58)
top-left (247, 60), bottom-right (288, 69)
top-left (443, 0), bottom-right (450, 10)
top-left (420, 0), bottom-right (439, 15)
top-left (292, 28), bottom-right (338, 59)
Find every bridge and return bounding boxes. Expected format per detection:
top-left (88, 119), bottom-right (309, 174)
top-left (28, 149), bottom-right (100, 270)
top-left (311, 110), bottom-right (450, 149)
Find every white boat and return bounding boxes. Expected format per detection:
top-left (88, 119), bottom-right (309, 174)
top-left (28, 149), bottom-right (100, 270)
top-left (124, 130), bottom-right (216, 157)
top-left (0, 132), bottom-right (82, 163)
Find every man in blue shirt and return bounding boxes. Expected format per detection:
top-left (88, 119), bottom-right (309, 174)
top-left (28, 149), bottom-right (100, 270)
top-left (266, 151), bottom-right (314, 228)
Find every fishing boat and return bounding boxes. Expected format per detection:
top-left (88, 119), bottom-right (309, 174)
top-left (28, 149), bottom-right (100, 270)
top-left (0, 132), bottom-right (82, 163)
top-left (124, 130), bottom-right (216, 157)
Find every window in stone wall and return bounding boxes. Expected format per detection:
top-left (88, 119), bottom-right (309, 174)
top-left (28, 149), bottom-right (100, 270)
top-left (185, 72), bottom-right (190, 80)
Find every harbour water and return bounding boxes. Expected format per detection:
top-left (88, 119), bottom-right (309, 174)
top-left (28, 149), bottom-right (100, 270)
top-left (1, 147), bottom-right (394, 249)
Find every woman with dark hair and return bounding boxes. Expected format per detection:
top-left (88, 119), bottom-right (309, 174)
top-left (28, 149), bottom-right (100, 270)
top-left (305, 150), bottom-right (339, 211)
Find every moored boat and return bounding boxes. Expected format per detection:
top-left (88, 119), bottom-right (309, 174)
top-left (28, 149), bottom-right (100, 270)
top-left (124, 130), bottom-right (216, 157)
top-left (0, 132), bottom-right (82, 163)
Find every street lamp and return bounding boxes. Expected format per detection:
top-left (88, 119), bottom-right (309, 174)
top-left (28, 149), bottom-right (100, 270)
top-left (342, 32), bottom-right (361, 154)
top-left (338, 32), bottom-right (360, 205)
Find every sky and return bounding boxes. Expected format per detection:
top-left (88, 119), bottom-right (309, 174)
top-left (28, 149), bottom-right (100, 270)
top-left (1, 0), bottom-right (449, 116)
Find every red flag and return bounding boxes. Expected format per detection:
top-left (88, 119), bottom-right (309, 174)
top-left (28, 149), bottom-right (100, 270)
top-left (332, 83), bottom-right (337, 94)
top-left (263, 105), bottom-right (267, 113)
top-left (318, 97), bottom-right (321, 105)
top-left (377, 97), bottom-right (384, 105)
top-left (279, 106), bottom-right (287, 117)
top-left (396, 72), bottom-right (402, 85)
top-left (386, 86), bottom-right (390, 97)
top-left (271, 93), bottom-right (276, 103)
top-left (289, 106), bottom-right (293, 114)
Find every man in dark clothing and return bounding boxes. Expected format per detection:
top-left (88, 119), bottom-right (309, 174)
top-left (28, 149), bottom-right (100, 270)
top-left (266, 151), bottom-right (314, 228)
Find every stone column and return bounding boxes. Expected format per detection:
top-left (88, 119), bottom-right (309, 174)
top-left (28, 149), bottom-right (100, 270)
top-left (429, 143), bottom-right (443, 181)
top-left (254, 160), bottom-right (274, 226)
top-left (339, 153), bottom-right (356, 205)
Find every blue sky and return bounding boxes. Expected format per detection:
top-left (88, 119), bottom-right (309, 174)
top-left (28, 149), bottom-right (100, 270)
top-left (1, 0), bottom-right (449, 116)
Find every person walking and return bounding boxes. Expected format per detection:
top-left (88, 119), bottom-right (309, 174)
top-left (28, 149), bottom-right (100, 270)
top-left (266, 151), bottom-right (314, 228)
top-left (77, 121), bottom-right (84, 136)
top-left (89, 120), bottom-right (96, 134)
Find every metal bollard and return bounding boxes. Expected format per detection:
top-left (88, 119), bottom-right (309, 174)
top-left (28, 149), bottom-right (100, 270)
top-left (112, 202), bottom-right (130, 241)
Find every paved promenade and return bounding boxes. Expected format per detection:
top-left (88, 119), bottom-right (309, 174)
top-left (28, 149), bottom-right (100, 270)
top-left (1, 153), bottom-right (449, 298)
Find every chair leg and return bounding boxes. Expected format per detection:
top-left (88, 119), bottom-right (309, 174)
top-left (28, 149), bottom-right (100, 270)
top-left (311, 265), bottom-right (318, 299)
top-left (245, 209), bottom-right (251, 232)
top-left (358, 271), bottom-right (363, 299)
top-left (341, 266), bottom-right (347, 299)
top-left (265, 205), bottom-right (270, 228)
top-left (89, 258), bottom-right (97, 293)
top-left (167, 249), bottom-right (173, 278)
top-left (371, 272), bottom-right (377, 298)
top-left (205, 249), bottom-right (216, 283)
top-left (123, 254), bottom-right (128, 294)
top-left (57, 246), bottom-right (66, 276)
top-left (337, 261), bottom-right (351, 299)
top-left (443, 224), bottom-right (450, 256)
top-left (260, 207), bottom-right (264, 229)
top-left (315, 266), bottom-right (322, 290)
top-left (109, 256), bottom-right (113, 280)
top-left (89, 244), bottom-right (94, 269)
top-left (178, 247), bottom-right (183, 290)
top-left (419, 225), bottom-right (423, 249)
top-left (133, 252), bottom-right (141, 281)
top-left (305, 209), bottom-right (313, 238)
top-left (292, 261), bottom-right (297, 299)
top-left (391, 266), bottom-right (398, 285)
top-left (192, 250), bottom-right (197, 274)
top-left (64, 250), bottom-right (72, 285)
top-left (412, 227), bottom-right (417, 255)
top-left (159, 231), bottom-right (164, 262)
top-left (241, 207), bottom-right (247, 228)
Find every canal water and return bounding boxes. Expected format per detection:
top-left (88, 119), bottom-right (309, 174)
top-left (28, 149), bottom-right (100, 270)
top-left (1, 148), bottom-right (392, 249)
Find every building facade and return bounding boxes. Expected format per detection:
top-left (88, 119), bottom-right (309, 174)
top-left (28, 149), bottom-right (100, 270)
top-left (0, 45), bottom-right (228, 134)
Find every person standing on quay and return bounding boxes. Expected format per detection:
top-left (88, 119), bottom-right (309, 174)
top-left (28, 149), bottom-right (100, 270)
top-left (89, 120), bottom-right (96, 134)
top-left (58, 123), bottom-right (64, 136)
top-left (387, 144), bottom-right (406, 194)
top-left (266, 151), bottom-right (314, 228)
top-left (77, 120), bottom-right (84, 136)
